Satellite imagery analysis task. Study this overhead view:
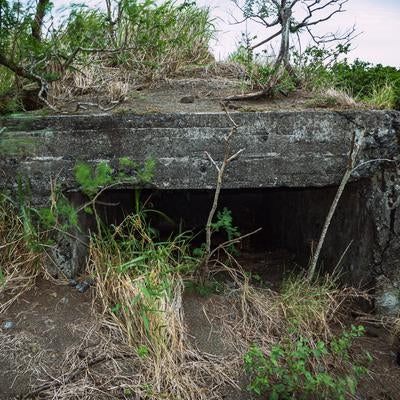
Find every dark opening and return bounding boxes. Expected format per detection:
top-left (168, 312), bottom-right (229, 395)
top-left (88, 180), bottom-right (371, 283)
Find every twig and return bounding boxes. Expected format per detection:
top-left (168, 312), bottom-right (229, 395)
top-left (22, 354), bottom-right (128, 399)
top-left (200, 108), bottom-right (244, 279)
top-left (76, 101), bottom-right (120, 112)
top-left (208, 228), bottom-right (263, 260)
top-left (308, 131), bottom-right (363, 280)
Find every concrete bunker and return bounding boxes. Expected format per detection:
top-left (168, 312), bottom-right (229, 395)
top-left (1, 110), bottom-right (399, 314)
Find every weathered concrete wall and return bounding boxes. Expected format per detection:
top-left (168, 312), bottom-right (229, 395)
top-left (0, 110), bottom-right (399, 314)
top-left (1, 111), bottom-right (398, 201)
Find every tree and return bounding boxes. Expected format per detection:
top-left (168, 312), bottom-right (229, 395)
top-left (0, 0), bottom-right (55, 109)
top-left (230, 0), bottom-right (355, 98)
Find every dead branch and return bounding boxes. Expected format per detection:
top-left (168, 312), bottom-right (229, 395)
top-left (76, 101), bottom-right (121, 112)
top-left (200, 107), bottom-right (244, 279)
top-left (208, 227), bottom-right (263, 260)
top-left (308, 130), bottom-right (363, 280)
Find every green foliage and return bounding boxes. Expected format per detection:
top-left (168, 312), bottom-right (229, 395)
top-left (366, 82), bottom-right (398, 109)
top-left (74, 161), bottom-right (114, 197)
top-left (244, 326), bottom-right (367, 399)
top-left (329, 60), bottom-right (400, 109)
top-left (0, 265), bottom-right (5, 286)
top-left (292, 44), bottom-right (351, 90)
top-left (0, 0), bottom-right (214, 114)
top-left (280, 275), bottom-right (338, 334)
top-left (89, 212), bottom-right (197, 348)
top-left (75, 158), bottom-right (155, 198)
top-left (36, 190), bottom-right (79, 232)
top-left (229, 40), bottom-right (297, 94)
top-left (211, 207), bottom-right (241, 253)
top-left (229, 37), bottom-right (275, 91)
top-left (137, 344), bottom-right (150, 358)
top-left (0, 67), bottom-right (19, 113)
top-left (136, 158), bottom-right (156, 184)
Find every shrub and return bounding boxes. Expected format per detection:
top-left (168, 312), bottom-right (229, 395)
top-left (331, 60), bottom-right (400, 109)
top-left (244, 326), bottom-right (368, 399)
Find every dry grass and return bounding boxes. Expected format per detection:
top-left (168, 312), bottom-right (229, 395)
top-left (209, 260), bottom-right (363, 357)
top-left (85, 214), bottom-right (237, 400)
top-left (50, 63), bottom-right (131, 106)
top-left (0, 194), bottom-right (43, 313)
top-left (0, 200), bottom-right (364, 398)
top-left (307, 87), bottom-right (359, 108)
top-left (84, 216), bottom-right (361, 399)
top-left (324, 87), bottom-right (358, 107)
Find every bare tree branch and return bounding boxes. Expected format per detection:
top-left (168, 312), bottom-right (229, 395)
top-left (250, 29), bottom-right (283, 50)
top-left (200, 108), bottom-right (244, 280)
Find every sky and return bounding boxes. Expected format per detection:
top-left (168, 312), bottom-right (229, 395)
top-left (52, 0), bottom-right (400, 67)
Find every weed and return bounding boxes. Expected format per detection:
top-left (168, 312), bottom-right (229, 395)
top-left (137, 344), bottom-right (150, 358)
top-left (307, 88), bottom-right (358, 109)
top-left (366, 81), bottom-right (398, 109)
top-left (1, 0), bottom-right (215, 113)
top-left (211, 207), bottom-right (241, 253)
top-left (0, 192), bottom-right (43, 313)
top-left (75, 161), bottom-right (114, 198)
top-left (244, 326), bottom-right (367, 399)
top-left (330, 60), bottom-right (400, 109)
top-left (280, 275), bottom-right (344, 337)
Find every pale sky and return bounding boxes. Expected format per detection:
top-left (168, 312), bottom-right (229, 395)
top-left (52, 0), bottom-right (400, 67)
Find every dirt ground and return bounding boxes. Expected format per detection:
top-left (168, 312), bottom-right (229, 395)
top-left (48, 63), bottom-right (362, 115)
top-left (1, 257), bottom-right (400, 399)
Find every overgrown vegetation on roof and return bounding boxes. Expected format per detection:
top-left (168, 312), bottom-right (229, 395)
top-left (0, 0), bottom-right (399, 114)
top-left (0, 0), bottom-right (214, 113)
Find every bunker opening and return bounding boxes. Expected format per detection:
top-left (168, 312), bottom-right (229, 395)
top-left (80, 179), bottom-right (370, 284)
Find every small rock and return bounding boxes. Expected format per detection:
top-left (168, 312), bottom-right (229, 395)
top-left (78, 282), bottom-right (90, 293)
top-left (75, 282), bottom-right (83, 291)
top-left (2, 320), bottom-right (15, 330)
top-left (68, 279), bottom-right (78, 287)
top-left (179, 96), bottom-right (195, 104)
top-left (60, 297), bottom-right (69, 305)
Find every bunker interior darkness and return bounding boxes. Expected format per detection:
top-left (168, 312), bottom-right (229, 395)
top-left (87, 180), bottom-right (372, 286)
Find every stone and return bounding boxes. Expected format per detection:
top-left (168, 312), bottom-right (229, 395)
top-left (2, 321), bottom-right (15, 330)
top-left (78, 282), bottom-right (90, 293)
top-left (60, 297), bottom-right (69, 304)
top-left (179, 96), bottom-right (195, 103)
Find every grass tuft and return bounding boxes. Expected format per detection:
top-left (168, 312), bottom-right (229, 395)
top-left (0, 193), bottom-right (43, 313)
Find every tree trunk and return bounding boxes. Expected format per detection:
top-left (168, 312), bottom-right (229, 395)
top-left (275, 4), bottom-right (292, 69)
top-left (31, 0), bottom-right (50, 42)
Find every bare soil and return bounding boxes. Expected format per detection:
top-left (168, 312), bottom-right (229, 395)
top-left (1, 257), bottom-right (400, 399)
top-left (49, 64), bottom-right (362, 115)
